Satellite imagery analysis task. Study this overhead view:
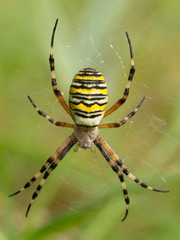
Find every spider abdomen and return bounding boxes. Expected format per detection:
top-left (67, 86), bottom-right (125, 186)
top-left (69, 68), bottom-right (108, 126)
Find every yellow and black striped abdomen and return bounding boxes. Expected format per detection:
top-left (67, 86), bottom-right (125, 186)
top-left (69, 68), bottom-right (108, 126)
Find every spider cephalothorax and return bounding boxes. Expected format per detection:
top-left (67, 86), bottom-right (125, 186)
top-left (9, 19), bottom-right (169, 221)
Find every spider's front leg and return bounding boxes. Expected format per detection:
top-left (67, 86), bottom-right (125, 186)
top-left (104, 32), bottom-right (135, 118)
top-left (49, 19), bottom-right (71, 116)
top-left (27, 96), bottom-right (74, 128)
top-left (99, 96), bottom-right (145, 129)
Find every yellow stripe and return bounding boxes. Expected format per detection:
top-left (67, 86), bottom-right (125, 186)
top-left (69, 102), bottom-right (107, 112)
top-left (70, 87), bottom-right (107, 95)
top-left (74, 75), bottom-right (105, 81)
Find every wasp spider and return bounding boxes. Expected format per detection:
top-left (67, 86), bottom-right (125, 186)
top-left (9, 19), bottom-right (169, 221)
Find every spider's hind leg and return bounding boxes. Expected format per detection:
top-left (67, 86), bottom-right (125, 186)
top-left (25, 159), bottom-right (59, 217)
top-left (9, 134), bottom-right (75, 197)
top-left (9, 156), bottom-right (55, 197)
top-left (9, 133), bottom-right (77, 217)
top-left (97, 135), bottom-right (169, 193)
top-left (94, 138), bottom-right (130, 221)
top-left (25, 133), bottom-right (77, 217)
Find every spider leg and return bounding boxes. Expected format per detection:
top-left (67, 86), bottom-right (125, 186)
top-left (104, 32), bottom-right (135, 118)
top-left (25, 133), bottom-right (77, 217)
top-left (9, 134), bottom-right (77, 198)
top-left (26, 159), bottom-right (58, 217)
top-left (96, 135), bottom-right (169, 193)
top-left (28, 96), bottom-right (74, 128)
top-left (94, 137), bottom-right (130, 221)
top-left (49, 19), bottom-right (71, 116)
top-left (99, 96), bottom-right (145, 129)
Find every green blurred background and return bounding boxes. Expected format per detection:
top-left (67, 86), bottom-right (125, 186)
top-left (0, 1), bottom-right (179, 239)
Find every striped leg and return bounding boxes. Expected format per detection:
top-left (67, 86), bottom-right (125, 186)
top-left (25, 159), bottom-right (60, 217)
top-left (49, 19), bottom-right (71, 116)
top-left (9, 134), bottom-right (77, 214)
top-left (25, 134), bottom-right (77, 217)
top-left (104, 32), bottom-right (135, 118)
top-left (28, 96), bottom-right (74, 128)
top-left (94, 137), bottom-right (130, 221)
top-left (99, 96), bottom-right (145, 129)
top-left (9, 156), bottom-right (54, 197)
top-left (96, 135), bottom-right (169, 193)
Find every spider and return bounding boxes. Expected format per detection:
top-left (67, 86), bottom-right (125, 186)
top-left (9, 19), bottom-right (169, 221)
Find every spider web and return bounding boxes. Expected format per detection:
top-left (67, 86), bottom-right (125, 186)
top-left (1, 0), bottom-right (179, 238)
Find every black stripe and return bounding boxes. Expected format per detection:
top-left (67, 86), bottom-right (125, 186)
top-left (73, 79), bottom-right (104, 84)
top-left (120, 119), bottom-right (126, 125)
top-left (130, 67), bottom-right (135, 75)
top-left (112, 165), bottom-right (119, 173)
top-left (70, 92), bottom-right (107, 97)
top-left (40, 165), bottom-right (47, 173)
top-left (70, 108), bottom-right (103, 115)
top-left (123, 189), bottom-right (128, 195)
top-left (81, 68), bottom-right (94, 70)
top-left (49, 57), bottom-right (55, 70)
top-left (69, 100), bottom-right (107, 107)
top-left (52, 79), bottom-right (57, 86)
top-left (128, 70), bottom-right (135, 81)
top-left (79, 69), bottom-right (99, 72)
top-left (77, 73), bottom-right (102, 77)
top-left (119, 174), bottom-right (124, 182)
top-left (71, 95), bottom-right (107, 101)
top-left (50, 65), bottom-right (55, 71)
top-left (140, 182), bottom-right (147, 188)
top-left (38, 110), bottom-right (45, 116)
top-left (37, 185), bottom-right (42, 191)
top-left (125, 196), bottom-right (130, 204)
top-left (122, 168), bottom-right (128, 175)
top-left (44, 171), bottom-right (49, 179)
top-left (77, 71), bottom-right (102, 76)
top-left (32, 192), bottom-right (37, 199)
top-left (49, 56), bottom-right (54, 63)
top-left (118, 98), bottom-right (126, 104)
top-left (134, 178), bottom-right (139, 183)
top-left (31, 177), bottom-right (36, 182)
top-left (49, 162), bottom-right (58, 171)
top-left (26, 204), bottom-right (31, 217)
top-left (70, 84), bottom-right (107, 90)
top-left (54, 89), bottom-right (61, 95)
top-left (124, 88), bottom-right (129, 96)
top-left (9, 190), bottom-right (20, 196)
top-left (49, 118), bottom-right (55, 123)
top-left (75, 112), bottom-right (102, 119)
top-left (24, 182), bottom-right (31, 188)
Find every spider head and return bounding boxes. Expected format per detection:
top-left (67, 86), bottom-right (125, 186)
top-left (74, 125), bottom-right (99, 149)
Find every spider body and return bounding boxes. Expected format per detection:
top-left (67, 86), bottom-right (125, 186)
top-left (9, 19), bottom-right (169, 221)
top-left (69, 68), bottom-right (107, 148)
top-left (69, 68), bottom-right (108, 127)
